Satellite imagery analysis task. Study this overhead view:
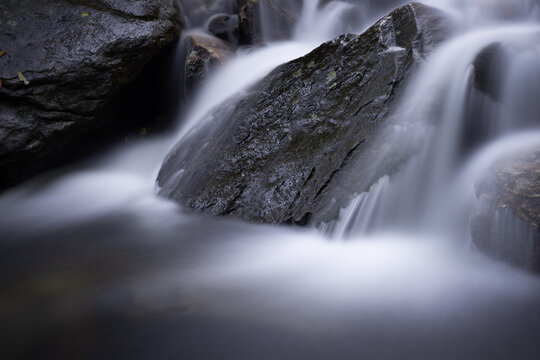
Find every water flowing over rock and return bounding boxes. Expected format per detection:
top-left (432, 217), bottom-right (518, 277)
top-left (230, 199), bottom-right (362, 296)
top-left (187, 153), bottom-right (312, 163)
top-left (207, 13), bottom-right (240, 45)
top-left (237, 0), bottom-right (304, 44)
top-left (472, 42), bottom-right (509, 102)
top-left (321, 0), bottom-right (407, 19)
top-left (157, 2), bottom-right (451, 224)
top-left (471, 147), bottom-right (540, 272)
top-left (179, 0), bottom-right (237, 27)
top-left (0, 0), bottom-right (181, 189)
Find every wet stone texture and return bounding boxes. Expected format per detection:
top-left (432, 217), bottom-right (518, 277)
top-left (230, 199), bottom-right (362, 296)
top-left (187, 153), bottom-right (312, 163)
top-left (0, 0), bottom-right (181, 189)
top-left (472, 147), bottom-right (540, 272)
top-left (184, 34), bottom-right (235, 94)
top-left (158, 2), bottom-right (451, 224)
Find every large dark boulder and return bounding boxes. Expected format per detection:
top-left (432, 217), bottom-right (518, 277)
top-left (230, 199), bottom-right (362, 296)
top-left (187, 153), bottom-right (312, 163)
top-left (471, 147), bottom-right (540, 272)
top-left (157, 2), bottom-right (450, 224)
top-left (0, 0), bottom-right (181, 189)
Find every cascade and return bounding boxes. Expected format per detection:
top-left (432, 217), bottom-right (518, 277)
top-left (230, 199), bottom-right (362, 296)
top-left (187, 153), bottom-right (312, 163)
top-left (326, 24), bottom-right (540, 239)
top-left (2, 2), bottom-right (540, 358)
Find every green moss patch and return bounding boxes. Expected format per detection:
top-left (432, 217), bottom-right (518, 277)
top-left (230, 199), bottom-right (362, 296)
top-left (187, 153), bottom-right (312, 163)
top-left (326, 70), bottom-right (336, 82)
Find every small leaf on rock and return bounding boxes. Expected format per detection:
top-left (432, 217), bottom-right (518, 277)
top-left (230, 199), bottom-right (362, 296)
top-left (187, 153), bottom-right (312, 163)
top-left (81, 12), bottom-right (90, 17)
top-left (18, 72), bottom-right (29, 85)
top-left (0, 50), bottom-right (6, 58)
top-left (0, 79), bottom-right (2, 89)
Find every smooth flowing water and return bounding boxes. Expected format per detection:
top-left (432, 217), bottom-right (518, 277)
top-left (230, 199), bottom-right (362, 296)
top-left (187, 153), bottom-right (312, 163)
top-left (325, 24), bottom-right (540, 238)
top-left (1, 1), bottom-right (540, 359)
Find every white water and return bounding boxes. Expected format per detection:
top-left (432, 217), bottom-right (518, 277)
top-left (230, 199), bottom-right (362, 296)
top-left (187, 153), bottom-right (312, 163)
top-left (1, 1), bottom-right (540, 358)
top-left (326, 23), bottom-right (540, 239)
top-left (0, 1), bottom-right (343, 231)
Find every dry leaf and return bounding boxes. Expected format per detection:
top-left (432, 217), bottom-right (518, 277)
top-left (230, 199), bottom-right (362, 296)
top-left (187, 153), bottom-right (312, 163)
top-left (18, 71), bottom-right (29, 85)
top-left (0, 50), bottom-right (6, 58)
top-left (0, 79), bottom-right (2, 89)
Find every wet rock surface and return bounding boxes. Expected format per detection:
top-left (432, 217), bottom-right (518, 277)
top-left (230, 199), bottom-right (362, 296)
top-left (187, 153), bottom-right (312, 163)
top-left (0, 0), bottom-right (181, 189)
top-left (472, 42), bottom-right (508, 102)
top-left (158, 2), bottom-right (450, 224)
top-left (471, 147), bottom-right (540, 271)
top-left (184, 34), bottom-right (235, 94)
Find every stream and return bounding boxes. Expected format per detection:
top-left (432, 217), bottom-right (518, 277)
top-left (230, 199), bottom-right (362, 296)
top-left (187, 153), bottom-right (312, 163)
top-left (1, 0), bottom-right (540, 359)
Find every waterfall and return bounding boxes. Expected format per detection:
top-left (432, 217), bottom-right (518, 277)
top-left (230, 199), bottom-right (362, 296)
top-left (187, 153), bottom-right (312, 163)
top-left (0, 0), bottom-right (358, 231)
top-left (2, 0), bottom-right (537, 242)
top-left (326, 24), bottom-right (540, 239)
top-left (3, 1), bottom-right (540, 358)
top-left (174, 0), bottom-right (371, 143)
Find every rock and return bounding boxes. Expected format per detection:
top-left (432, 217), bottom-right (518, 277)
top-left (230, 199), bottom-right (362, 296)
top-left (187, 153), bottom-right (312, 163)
top-left (237, 0), bottom-right (303, 45)
top-left (0, 0), bottom-right (181, 189)
top-left (462, 42), bottom-right (538, 160)
top-left (471, 147), bottom-right (540, 272)
top-left (472, 42), bottom-right (508, 102)
top-left (455, 43), bottom-right (509, 159)
top-left (180, 0), bottom-right (237, 27)
top-left (157, 2), bottom-right (451, 224)
top-left (184, 34), bottom-right (235, 94)
top-left (207, 13), bottom-right (240, 45)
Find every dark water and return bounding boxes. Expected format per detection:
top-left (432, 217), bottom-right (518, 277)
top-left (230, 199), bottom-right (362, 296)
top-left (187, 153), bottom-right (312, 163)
top-left (2, 208), bottom-right (540, 359)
